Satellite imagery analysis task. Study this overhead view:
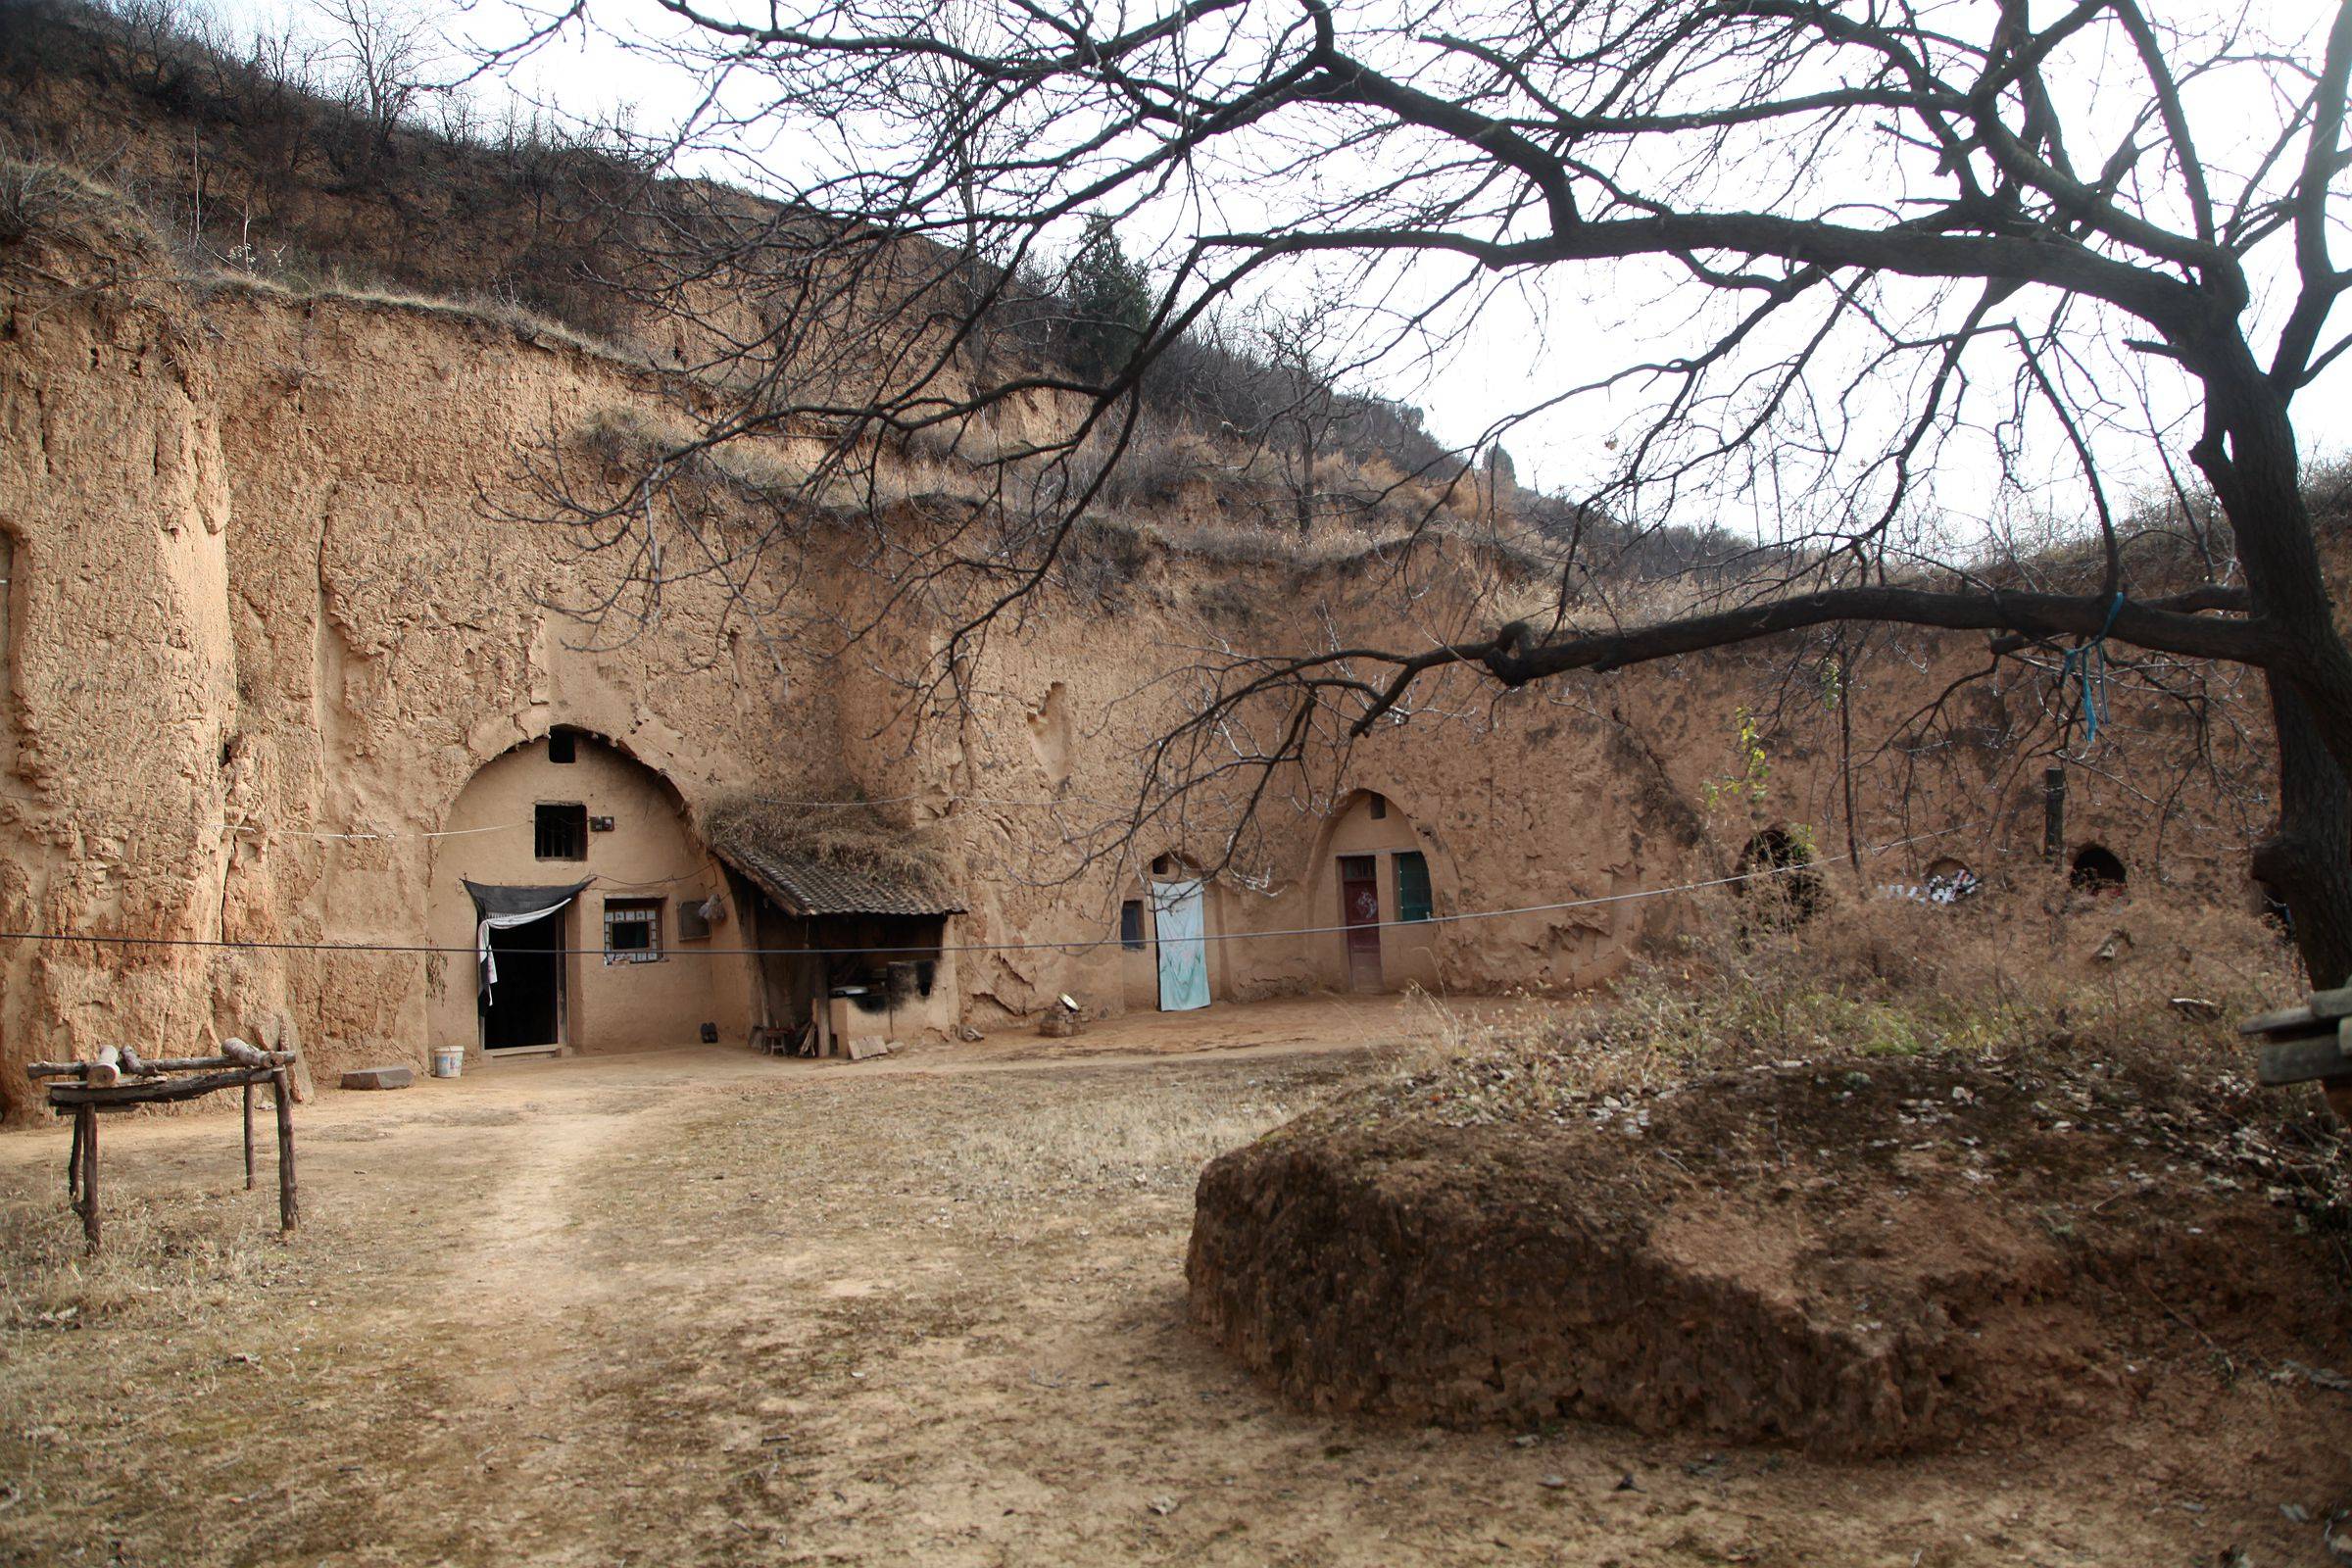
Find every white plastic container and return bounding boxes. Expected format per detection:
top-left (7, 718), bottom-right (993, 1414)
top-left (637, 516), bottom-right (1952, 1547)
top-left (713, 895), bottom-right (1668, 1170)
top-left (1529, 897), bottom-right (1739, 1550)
top-left (430, 1045), bottom-right (464, 1079)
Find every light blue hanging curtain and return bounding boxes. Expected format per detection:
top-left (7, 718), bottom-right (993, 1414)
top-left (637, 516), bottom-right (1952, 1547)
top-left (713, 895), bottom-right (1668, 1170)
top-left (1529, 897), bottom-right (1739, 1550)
top-left (1152, 879), bottom-right (1210, 1011)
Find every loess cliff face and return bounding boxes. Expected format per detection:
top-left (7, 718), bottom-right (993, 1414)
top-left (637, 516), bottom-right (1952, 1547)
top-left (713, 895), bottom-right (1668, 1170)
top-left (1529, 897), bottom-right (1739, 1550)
top-left (0, 186), bottom-right (244, 1109)
top-left (0, 174), bottom-right (2278, 1115)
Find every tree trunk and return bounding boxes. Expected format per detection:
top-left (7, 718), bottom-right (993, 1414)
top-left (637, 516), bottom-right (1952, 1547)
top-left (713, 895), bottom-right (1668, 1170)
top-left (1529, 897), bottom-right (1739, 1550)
top-left (2193, 353), bottom-right (2352, 987)
top-left (2253, 682), bottom-right (2352, 986)
top-left (1296, 441), bottom-right (1313, 537)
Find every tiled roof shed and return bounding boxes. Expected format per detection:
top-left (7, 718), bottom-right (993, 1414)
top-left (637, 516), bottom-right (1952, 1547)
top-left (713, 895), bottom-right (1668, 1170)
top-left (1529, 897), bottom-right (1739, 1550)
top-left (712, 837), bottom-right (965, 919)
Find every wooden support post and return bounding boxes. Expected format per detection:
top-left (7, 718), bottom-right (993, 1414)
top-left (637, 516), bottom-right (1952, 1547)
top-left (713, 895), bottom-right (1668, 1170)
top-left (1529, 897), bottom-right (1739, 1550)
top-left (243, 1079), bottom-right (256, 1191)
top-left (67, 1110), bottom-right (83, 1202)
top-left (2042, 766), bottom-right (2067, 861)
top-left (76, 1104), bottom-right (98, 1252)
top-left (271, 1068), bottom-right (298, 1234)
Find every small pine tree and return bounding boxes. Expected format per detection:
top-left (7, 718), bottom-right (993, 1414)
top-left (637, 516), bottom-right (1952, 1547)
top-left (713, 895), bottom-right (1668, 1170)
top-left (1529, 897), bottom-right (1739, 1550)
top-left (1483, 444), bottom-right (1516, 491)
top-left (1066, 215), bottom-right (1152, 378)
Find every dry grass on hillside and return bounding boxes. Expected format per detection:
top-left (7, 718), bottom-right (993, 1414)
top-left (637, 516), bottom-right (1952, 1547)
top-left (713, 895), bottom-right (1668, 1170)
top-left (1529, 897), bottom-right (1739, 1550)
top-left (574, 405), bottom-right (821, 498)
top-left (0, 152), bottom-right (169, 260)
top-left (1392, 880), bottom-right (2306, 1105)
top-left (199, 268), bottom-right (628, 360)
top-left (0, 152), bottom-right (95, 242)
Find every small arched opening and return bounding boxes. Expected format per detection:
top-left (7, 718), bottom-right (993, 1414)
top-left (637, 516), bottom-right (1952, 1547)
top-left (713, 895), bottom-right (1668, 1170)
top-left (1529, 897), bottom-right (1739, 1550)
top-left (2070, 844), bottom-right (2128, 895)
top-left (1738, 826), bottom-right (1822, 924)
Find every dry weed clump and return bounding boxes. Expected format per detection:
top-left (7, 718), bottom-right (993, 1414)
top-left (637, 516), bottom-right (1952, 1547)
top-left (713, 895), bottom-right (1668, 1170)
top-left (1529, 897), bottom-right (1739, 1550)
top-left (0, 151), bottom-right (176, 270)
top-left (1387, 879), bottom-right (2303, 1125)
top-left (0, 151), bottom-right (92, 243)
top-left (0, 1181), bottom-right (288, 1333)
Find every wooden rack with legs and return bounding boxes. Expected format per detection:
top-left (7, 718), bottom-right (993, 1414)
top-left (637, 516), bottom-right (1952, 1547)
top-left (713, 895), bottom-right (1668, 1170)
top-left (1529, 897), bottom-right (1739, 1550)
top-left (24, 1040), bottom-right (301, 1251)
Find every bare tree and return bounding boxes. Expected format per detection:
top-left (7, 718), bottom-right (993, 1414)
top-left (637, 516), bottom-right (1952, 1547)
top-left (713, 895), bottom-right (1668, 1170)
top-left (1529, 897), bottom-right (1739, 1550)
top-left (315, 0), bottom-right (439, 160)
top-left (1252, 303), bottom-right (1345, 536)
top-left (507, 0), bottom-right (2352, 982)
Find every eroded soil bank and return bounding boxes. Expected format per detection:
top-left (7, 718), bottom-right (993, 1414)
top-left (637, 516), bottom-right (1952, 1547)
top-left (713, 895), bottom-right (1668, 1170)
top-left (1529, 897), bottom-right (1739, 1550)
top-left (2, 1012), bottom-right (2347, 1566)
top-left (1189, 1046), bottom-right (2352, 1472)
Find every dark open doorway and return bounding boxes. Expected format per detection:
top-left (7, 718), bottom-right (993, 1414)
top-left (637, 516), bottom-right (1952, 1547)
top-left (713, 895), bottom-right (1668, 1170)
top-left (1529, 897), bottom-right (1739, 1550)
top-left (2070, 844), bottom-right (2128, 895)
top-left (481, 909), bottom-right (564, 1051)
top-left (1739, 827), bottom-right (1822, 924)
top-left (1340, 854), bottom-right (1382, 991)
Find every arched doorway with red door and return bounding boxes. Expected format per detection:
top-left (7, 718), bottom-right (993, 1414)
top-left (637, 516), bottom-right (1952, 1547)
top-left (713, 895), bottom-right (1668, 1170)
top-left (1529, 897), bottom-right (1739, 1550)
top-left (1312, 790), bottom-right (1446, 994)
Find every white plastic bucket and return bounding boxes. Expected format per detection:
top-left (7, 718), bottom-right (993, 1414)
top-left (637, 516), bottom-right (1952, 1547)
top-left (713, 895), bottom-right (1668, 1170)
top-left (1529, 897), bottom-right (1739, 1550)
top-left (430, 1046), bottom-right (464, 1079)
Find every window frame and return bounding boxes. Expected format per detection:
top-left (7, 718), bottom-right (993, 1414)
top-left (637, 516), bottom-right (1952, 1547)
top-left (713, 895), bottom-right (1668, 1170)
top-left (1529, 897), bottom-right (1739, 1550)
top-left (1394, 850), bottom-right (1434, 923)
top-left (534, 802), bottom-right (589, 861)
top-left (1119, 899), bottom-right (1147, 952)
top-left (603, 897), bottom-right (663, 963)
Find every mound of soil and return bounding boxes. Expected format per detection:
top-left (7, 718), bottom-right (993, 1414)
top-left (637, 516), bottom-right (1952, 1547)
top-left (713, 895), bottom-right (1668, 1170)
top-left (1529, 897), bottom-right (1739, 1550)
top-left (1187, 1051), bottom-right (2352, 1456)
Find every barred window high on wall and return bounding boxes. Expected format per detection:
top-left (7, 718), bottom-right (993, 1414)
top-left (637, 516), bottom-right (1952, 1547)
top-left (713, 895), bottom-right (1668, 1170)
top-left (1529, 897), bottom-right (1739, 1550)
top-left (535, 803), bottom-right (587, 860)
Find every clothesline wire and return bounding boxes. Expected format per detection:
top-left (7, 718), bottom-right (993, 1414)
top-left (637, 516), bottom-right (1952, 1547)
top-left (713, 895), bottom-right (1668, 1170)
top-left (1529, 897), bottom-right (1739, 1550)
top-left (5, 791), bottom-right (1117, 844)
top-left (220, 792), bottom-right (1120, 841)
top-left (0, 823), bottom-right (1981, 962)
top-left (221, 818), bottom-right (533, 841)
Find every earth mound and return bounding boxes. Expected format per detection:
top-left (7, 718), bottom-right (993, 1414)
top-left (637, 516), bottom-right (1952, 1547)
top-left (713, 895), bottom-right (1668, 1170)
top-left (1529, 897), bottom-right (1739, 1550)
top-left (1186, 1048), bottom-right (2352, 1456)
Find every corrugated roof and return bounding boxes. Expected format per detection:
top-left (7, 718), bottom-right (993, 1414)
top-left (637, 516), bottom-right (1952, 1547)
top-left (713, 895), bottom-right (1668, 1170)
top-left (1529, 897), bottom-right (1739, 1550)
top-left (714, 838), bottom-right (965, 919)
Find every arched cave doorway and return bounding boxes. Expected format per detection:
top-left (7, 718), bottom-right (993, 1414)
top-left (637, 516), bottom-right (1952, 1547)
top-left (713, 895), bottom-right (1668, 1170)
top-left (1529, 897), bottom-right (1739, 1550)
top-left (1117, 852), bottom-right (1224, 1012)
top-left (2070, 844), bottom-right (2128, 895)
top-left (1738, 826), bottom-right (1822, 923)
top-left (427, 728), bottom-right (751, 1061)
top-left (1317, 791), bottom-right (1443, 993)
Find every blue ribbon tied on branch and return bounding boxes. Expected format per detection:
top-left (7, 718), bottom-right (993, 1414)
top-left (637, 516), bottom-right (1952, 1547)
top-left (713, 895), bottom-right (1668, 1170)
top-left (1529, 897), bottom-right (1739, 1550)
top-left (2061, 591), bottom-right (2127, 748)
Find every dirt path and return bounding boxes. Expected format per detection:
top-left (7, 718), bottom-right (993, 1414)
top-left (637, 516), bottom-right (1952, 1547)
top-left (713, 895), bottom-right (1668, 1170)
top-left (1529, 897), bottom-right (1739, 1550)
top-left (0, 1002), bottom-right (2336, 1565)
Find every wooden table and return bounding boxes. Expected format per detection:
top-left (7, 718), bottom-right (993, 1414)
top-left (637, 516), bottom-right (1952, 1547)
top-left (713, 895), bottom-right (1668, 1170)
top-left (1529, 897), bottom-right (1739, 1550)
top-left (24, 1041), bottom-right (301, 1251)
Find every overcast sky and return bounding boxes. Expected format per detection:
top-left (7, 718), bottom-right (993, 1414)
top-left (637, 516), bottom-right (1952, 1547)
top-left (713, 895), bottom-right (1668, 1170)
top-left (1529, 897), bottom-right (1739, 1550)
top-left (209, 0), bottom-right (2352, 543)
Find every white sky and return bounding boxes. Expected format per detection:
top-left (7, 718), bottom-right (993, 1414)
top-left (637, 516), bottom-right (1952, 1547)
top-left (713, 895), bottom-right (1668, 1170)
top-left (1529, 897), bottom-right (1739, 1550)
top-left (211, 0), bottom-right (2352, 542)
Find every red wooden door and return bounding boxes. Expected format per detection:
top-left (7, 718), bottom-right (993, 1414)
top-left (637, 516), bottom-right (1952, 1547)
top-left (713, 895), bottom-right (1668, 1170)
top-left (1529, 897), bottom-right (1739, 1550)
top-left (1339, 855), bottom-right (1382, 991)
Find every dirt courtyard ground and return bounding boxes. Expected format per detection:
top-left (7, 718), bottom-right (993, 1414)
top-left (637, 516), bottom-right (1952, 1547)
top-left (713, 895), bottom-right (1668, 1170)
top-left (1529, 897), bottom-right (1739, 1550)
top-left (0, 995), bottom-right (2338, 1566)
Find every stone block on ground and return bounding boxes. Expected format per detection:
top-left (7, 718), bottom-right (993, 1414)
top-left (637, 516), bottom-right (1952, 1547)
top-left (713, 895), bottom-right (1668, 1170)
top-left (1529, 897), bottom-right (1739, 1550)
top-left (340, 1065), bottom-right (414, 1091)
